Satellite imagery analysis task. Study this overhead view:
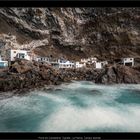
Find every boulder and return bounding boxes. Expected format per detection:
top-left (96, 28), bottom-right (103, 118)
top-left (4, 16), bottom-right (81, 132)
top-left (95, 65), bottom-right (140, 84)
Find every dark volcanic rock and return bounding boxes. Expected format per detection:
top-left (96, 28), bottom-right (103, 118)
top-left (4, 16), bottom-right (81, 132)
top-left (0, 59), bottom-right (140, 93)
top-left (0, 59), bottom-right (62, 92)
top-left (0, 8), bottom-right (140, 61)
top-left (95, 65), bottom-right (140, 84)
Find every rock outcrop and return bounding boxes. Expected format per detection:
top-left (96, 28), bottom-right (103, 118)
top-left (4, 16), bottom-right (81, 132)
top-left (95, 65), bottom-right (140, 84)
top-left (0, 59), bottom-right (63, 93)
top-left (0, 60), bottom-right (140, 93)
top-left (0, 59), bottom-right (99, 93)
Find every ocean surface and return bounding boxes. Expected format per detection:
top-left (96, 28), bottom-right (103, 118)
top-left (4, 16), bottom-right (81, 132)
top-left (0, 81), bottom-right (140, 132)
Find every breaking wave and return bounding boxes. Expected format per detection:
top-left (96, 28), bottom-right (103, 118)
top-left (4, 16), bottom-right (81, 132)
top-left (0, 81), bottom-right (140, 132)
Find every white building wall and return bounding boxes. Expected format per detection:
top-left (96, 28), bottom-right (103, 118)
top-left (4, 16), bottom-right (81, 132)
top-left (95, 61), bottom-right (108, 69)
top-left (35, 57), bottom-right (62, 65)
top-left (75, 62), bottom-right (85, 68)
top-left (8, 49), bottom-right (31, 61)
top-left (95, 62), bottom-right (102, 69)
top-left (35, 57), bottom-right (41, 61)
top-left (102, 61), bottom-right (108, 65)
top-left (59, 61), bottom-right (75, 69)
top-left (81, 59), bottom-right (88, 63)
top-left (91, 57), bottom-right (97, 62)
top-left (122, 58), bottom-right (134, 66)
top-left (0, 61), bottom-right (8, 67)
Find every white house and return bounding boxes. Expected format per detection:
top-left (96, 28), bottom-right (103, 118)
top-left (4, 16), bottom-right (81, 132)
top-left (81, 57), bottom-right (97, 65)
top-left (59, 60), bottom-right (75, 69)
top-left (35, 56), bottom-right (60, 64)
top-left (102, 61), bottom-right (108, 65)
top-left (81, 58), bottom-right (88, 63)
top-left (6, 49), bottom-right (31, 61)
top-left (0, 55), bottom-right (8, 68)
top-left (90, 57), bottom-right (97, 63)
top-left (122, 58), bottom-right (134, 67)
top-left (95, 61), bottom-right (108, 69)
top-left (75, 61), bottom-right (86, 68)
top-left (0, 61), bottom-right (8, 68)
top-left (35, 57), bottom-right (50, 62)
top-left (35, 56), bottom-right (74, 69)
top-left (95, 62), bottom-right (102, 69)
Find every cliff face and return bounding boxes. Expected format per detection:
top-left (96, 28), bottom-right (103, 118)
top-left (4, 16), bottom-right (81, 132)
top-left (0, 8), bottom-right (140, 61)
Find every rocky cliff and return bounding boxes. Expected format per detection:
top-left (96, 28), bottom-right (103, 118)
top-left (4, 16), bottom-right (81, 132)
top-left (0, 8), bottom-right (140, 61)
top-left (0, 59), bottom-right (140, 93)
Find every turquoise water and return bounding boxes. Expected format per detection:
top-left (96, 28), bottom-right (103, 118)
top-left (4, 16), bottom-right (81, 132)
top-left (0, 81), bottom-right (140, 132)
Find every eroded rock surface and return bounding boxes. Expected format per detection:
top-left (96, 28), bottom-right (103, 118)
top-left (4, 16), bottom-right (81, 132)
top-left (0, 60), bottom-right (140, 93)
top-left (0, 8), bottom-right (140, 61)
top-left (95, 65), bottom-right (140, 84)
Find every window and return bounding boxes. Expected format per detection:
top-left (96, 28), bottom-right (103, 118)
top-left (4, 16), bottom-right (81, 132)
top-left (0, 62), bottom-right (4, 65)
top-left (18, 53), bottom-right (25, 59)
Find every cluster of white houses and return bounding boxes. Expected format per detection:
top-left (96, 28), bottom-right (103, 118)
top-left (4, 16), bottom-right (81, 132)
top-left (0, 49), bottom-right (135, 69)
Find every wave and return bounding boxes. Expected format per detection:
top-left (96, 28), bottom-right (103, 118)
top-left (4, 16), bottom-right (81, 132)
top-left (0, 81), bottom-right (140, 132)
top-left (39, 104), bottom-right (140, 132)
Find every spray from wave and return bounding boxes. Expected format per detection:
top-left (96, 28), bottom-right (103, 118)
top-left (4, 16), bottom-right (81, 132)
top-left (0, 81), bottom-right (140, 132)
